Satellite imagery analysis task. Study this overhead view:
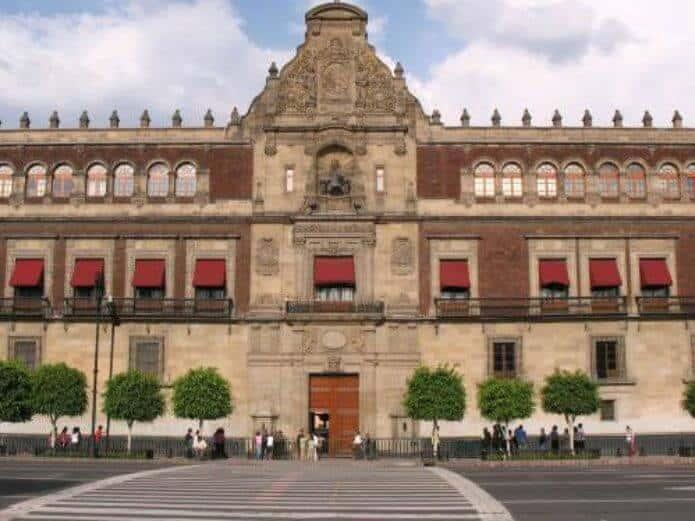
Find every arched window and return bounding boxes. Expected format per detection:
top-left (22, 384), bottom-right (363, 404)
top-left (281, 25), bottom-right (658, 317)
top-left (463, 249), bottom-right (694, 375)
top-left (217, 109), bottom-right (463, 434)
top-left (501, 163), bottom-right (523, 198)
top-left (0, 164), bottom-right (13, 198)
top-left (657, 163), bottom-right (680, 200)
top-left (564, 163), bottom-right (586, 199)
top-left (598, 163), bottom-right (620, 199)
top-left (147, 163), bottom-right (169, 198)
top-left (86, 164), bottom-right (108, 197)
top-left (536, 163), bottom-right (557, 198)
top-left (175, 163), bottom-right (197, 197)
top-left (686, 163), bottom-right (695, 199)
top-left (474, 163), bottom-right (495, 198)
top-left (113, 163), bottom-right (135, 198)
top-left (26, 164), bottom-right (47, 198)
top-left (52, 165), bottom-right (74, 198)
top-left (625, 163), bottom-right (646, 199)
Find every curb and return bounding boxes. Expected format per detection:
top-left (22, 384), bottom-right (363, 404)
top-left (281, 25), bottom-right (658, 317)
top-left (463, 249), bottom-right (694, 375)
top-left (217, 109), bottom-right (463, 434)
top-left (429, 466), bottom-right (515, 521)
top-left (446, 456), bottom-right (695, 469)
top-left (0, 462), bottom-right (200, 521)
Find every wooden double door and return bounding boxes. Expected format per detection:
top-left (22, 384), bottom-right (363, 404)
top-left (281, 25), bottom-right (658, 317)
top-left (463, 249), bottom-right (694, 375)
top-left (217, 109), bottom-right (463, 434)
top-left (309, 374), bottom-right (359, 456)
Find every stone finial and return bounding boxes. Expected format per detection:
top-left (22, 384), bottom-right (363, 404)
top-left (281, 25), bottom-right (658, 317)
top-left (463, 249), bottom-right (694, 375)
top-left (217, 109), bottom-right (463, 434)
top-left (79, 110), bottom-right (90, 129)
top-left (268, 61), bottom-right (279, 79)
top-left (431, 109), bottom-right (442, 125)
top-left (642, 110), bottom-right (653, 128)
top-left (229, 106), bottom-right (241, 126)
top-left (19, 111), bottom-right (30, 129)
top-left (172, 109), bottom-right (182, 128)
top-left (522, 108), bottom-right (532, 127)
top-left (460, 108), bottom-right (471, 127)
top-left (491, 108), bottom-right (501, 127)
top-left (673, 110), bottom-right (683, 128)
top-left (140, 110), bottom-right (151, 128)
top-left (612, 109), bottom-right (623, 128)
top-left (204, 109), bottom-right (214, 127)
top-left (49, 110), bottom-right (60, 129)
top-left (394, 62), bottom-right (404, 78)
top-left (109, 110), bottom-right (120, 129)
top-left (582, 109), bottom-right (593, 127)
top-left (552, 109), bottom-right (562, 128)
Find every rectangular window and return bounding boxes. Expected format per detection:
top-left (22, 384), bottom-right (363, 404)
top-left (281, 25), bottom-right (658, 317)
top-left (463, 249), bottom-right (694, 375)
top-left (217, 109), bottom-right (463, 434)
top-left (8, 337), bottom-right (40, 370)
top-left (599, 400), bottom-right (616, 421)
top-left (129, 337), bottom-right (164, 378)
top-left (537, 176), bottom-right (557, 198)
top-left (502, 177), bottom-right (522, 197)
top-left (488, 338), bottom-right (520, 378)
top-left (474, 177), bottom-right (495, 198)
top-left (192, 259), bottom-right (226, 299)
top-left (10, 259), bottom-right (44, 299)
top-left (0, 176), bottom-right (13, 198)
top-left (539, 259), bottom-right (569, 299)
top-left (195, 287), bottom-right (226, 300)
top-left (375, 167), bottom-right (385, 193)
top-left (314, 256), bottom-right (355, 301)
top-left (132, 259), bottom-right (165, 298)
top-left (285, 168), bottom-right (294, 193)
top-left (593, 337), bottom-right (626, 381)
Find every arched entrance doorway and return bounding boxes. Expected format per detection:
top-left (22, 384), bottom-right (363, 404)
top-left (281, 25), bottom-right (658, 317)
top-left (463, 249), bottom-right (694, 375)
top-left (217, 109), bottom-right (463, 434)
top-left (309, 374), bottom-right (359, 456)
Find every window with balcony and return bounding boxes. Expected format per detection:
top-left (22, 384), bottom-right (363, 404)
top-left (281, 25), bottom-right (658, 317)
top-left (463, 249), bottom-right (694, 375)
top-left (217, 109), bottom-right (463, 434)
top-left (536, 163), bottom-right (557, 198)
top-left (8, 337), bottom-right (40, 371)
top-left (175, 163), bottom-right (196, 197)
top-left (147, 163), bottom-right (169, 198)
top-left (52, 165), bottom-right (74, 198)
top-left (193, 259), bottom-right (226, 300)
top-left (86, 164), bottom-right (108, 197)
top-left (501, 163), bottom-right (522, 198)
top-left (589, 258), bottom-right (621, 298)
top-left (625, 163), bottom-right (646, 199)
top-left (26, 165), bottom-right (47, 198)
top-left (0, 164), bottom-right (13, 198)
top-left (598, 163), bottom-right (620, 199)
top-left (113, 163), bottom-right (135, 198)
top-left (132, 259), bottom-right (165, 299)
top-left (129, 337), bottom-right (164, 378)
top-left (314, 256), bottom-right (355, 302)
top-left (539, 259), bottom-right (569, 299)
top-left (639, 258), bottom-right (672, 297)
top-left (657, 163), bottom-right (680, 200)
top-left (71, 259), bottom-right (104, 299)
top-left (474, 163), bottom-right (495, 198)
top-left (488, 339), bottom-right (520, 378)
top-left (593, 337), bottom-right (626, 382)
top-left (439, 259), bottom-right (470, 299)
top-left (564, 163), bottom-right (585, 199)
top-left (9, 259), bottom-right (44, 299)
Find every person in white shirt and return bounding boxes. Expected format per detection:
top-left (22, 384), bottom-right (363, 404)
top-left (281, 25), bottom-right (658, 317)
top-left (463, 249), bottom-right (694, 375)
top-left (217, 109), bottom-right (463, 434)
top-left (353, 430), bottom-right (363, 459)
top-left (193, 434), bottom-right (207, 458)
top-left (266, 432), bottom-right (274, 460)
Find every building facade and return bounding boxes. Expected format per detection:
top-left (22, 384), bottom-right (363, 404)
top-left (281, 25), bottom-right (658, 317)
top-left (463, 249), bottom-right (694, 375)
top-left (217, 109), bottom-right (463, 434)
top-left (1, 2), bottom-right (694, 449)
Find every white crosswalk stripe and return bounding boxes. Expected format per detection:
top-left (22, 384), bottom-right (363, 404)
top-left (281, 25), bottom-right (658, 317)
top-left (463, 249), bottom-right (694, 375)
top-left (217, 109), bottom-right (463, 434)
top-left (9, 461), bottom-right (489, 521)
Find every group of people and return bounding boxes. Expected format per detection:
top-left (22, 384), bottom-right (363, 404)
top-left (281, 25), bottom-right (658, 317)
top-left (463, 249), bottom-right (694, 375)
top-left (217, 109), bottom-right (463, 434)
top-left (294, 428), bottom-right (322, 461)
top-left (352, 430), bottom-right (374, 459)
top-left (184, 427), bottom-right (228, 459)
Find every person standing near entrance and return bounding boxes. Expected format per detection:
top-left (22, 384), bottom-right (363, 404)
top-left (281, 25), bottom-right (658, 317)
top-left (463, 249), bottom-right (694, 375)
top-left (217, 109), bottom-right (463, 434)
top-left (266, 431), bottom-right (274, 460)
top-left (296, 428), bottom-right (304, 461)
top-left (254, 431), bottom-right (263, 460)
top-left (431, 425), bottom-right (441, 460)
top-left (352, 430), bottom-right (363, 460)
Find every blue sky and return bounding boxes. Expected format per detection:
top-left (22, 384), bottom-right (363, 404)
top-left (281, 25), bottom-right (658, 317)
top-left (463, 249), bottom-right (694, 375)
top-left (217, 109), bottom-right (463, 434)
top-left (0, 0), bottom-right (693, 128)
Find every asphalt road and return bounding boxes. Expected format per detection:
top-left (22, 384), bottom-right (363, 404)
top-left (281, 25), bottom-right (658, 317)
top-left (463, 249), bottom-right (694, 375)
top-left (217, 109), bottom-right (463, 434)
top-left (0, 459), bottom-right (176, 510)
top-left (449, 464), bottom-right (695, 521)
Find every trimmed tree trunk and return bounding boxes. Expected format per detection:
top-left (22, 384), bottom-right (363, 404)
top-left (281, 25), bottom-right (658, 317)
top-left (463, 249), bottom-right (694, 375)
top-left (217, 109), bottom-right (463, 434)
top-left (198, 418), bottom-right (204, 435)
top-left (565, 415), bottom-right (575, 455)
top-left (50, 418), bottom-right (58, 449)
top-left (126, 422), bottom-right (133, 454)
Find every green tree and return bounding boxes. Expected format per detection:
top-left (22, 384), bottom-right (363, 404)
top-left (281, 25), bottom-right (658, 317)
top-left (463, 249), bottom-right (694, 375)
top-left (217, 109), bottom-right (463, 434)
top-left (31, 363), bottom-right (88, 447)
top-left (172, 367), bottom-right (233, 433)
top-left (477, 377), bottom-right (535, 434)
top-left (541, 370), bottom-right (600, 454)
top-left (403, 365), bottom-right (466, 436)
top-left (683, 381), bottom-right (695, 418)
top-left (0, 360), bottom-right (34, 437)
top-left (103, 370), bottom-right (165, 453)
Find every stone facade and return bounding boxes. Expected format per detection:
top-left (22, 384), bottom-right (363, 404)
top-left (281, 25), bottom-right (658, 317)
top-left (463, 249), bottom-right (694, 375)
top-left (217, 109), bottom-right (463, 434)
top-left (1, 2), bottom-right (695, 440)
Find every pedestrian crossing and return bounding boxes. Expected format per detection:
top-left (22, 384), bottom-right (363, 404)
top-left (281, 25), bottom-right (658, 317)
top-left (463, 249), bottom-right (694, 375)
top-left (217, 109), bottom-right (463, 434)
top-left (6, 460), bottom-right (497, 520)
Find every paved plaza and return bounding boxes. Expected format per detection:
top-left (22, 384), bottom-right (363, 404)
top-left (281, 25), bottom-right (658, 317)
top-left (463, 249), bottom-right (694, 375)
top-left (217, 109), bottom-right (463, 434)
top-left (0, 460), bottom-right (511, 521)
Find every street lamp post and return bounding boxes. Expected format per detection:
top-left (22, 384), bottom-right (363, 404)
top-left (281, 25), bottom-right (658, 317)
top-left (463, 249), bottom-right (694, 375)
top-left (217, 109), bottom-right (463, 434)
top-left (89, 274), bottom-right (105, 457)
top-left (105, 295), bottom-right (120, 443)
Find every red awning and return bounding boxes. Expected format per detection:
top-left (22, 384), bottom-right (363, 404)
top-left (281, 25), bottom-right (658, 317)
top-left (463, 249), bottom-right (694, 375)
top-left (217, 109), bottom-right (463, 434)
top-left (539, 259), bottom-right (569, 287)
top-left (132, 259), bottom-right (165, 288)
top-left (193, 259), bottom-right (226, 288)
top-left (314, 256), bottom-right (355, 286)
top-left (71, 259), bottom-right (104, 288)
top-left (440, 260), bottom-right (470, 289)
top-left (639, 258), bottom-right (672, 287)
top-left (9, 259), bottom-right (44, 287)
top-left (589, 258), bottom-right (622, 288)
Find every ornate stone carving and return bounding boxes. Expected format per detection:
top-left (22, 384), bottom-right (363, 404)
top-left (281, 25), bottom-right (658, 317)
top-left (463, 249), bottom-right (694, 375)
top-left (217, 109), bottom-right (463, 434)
top-left (256, 238), bottom-right (279, 276)
top-left (277, 49), bottom-right (317, 114)
top-left (326, 355), bottom-right (341, 371)
top-left (391, 238), bottom-right (413, 275)
top-left (348, 330), bottom-right (365, 353)
top-left (355, 47), bottom-right (396, 112)
top-left (321, 330), bottom-right (346, 351)
top-left (299, 329), bottom-right (317, 355)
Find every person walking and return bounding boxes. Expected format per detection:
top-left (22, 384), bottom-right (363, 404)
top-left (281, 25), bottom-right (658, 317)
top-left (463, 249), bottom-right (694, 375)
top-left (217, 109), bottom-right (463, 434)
top-left (57, 427), bottom-right (69, 449)
top-left (538, 427), bottom-right (548, 452)
top-left (352, 430), bottom-right (363, 460)
top-left (266, 431), bottom-right (274, 460)
top-left (431, 425), bottom-right (441, 460)
top-left (93, 425), bottom-right (104, 457)
top-left (482, 427), bottom-right (492, 458)
top-left (576, 423), bottom-right (586, 453)
top-left (492, 424), bottom-right (503, 457)
top-left (297, 429), bottom-right (305, 461)
top-left (254, 431), bottom-right (263, 460)
top-left (193, 432), bottom-right (207, 458)
top-left (212, 428), bottom-right (226, 459)
top-left (626, 426), bottom-right (637, 457)
top-left (71, 427), bottom-right (82, 451)
top-left (184, 428), bottom-right (194, 458)
top-left (506, 429), bottom-right (513, 458)
top-left (550, 425), bottom-right (560, 455)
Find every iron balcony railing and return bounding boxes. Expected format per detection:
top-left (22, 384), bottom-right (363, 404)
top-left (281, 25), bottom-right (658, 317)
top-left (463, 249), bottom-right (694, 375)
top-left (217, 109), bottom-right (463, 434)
top-left (0, 297), bottom-right (51, 319)
top-left (286, 299), bottom-right (385, 315)
top-left (63, 297), bottom-right (233, 321)
top-left (636, 296), bottom-right (695, 316)
top-left (435, 296), bottom-right (628, 319)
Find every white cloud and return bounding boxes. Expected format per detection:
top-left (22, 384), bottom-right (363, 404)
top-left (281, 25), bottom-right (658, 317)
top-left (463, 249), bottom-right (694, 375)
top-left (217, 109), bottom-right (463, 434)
top-left (0, 0), bottom-right (290, 128)
top-left (413, 0), bottom-right (695, 126)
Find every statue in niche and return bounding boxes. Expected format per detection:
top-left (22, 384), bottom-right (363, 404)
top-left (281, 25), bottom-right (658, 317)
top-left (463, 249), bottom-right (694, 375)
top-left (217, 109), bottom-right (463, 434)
top-left (322, 159), bottom-right (351, 196)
